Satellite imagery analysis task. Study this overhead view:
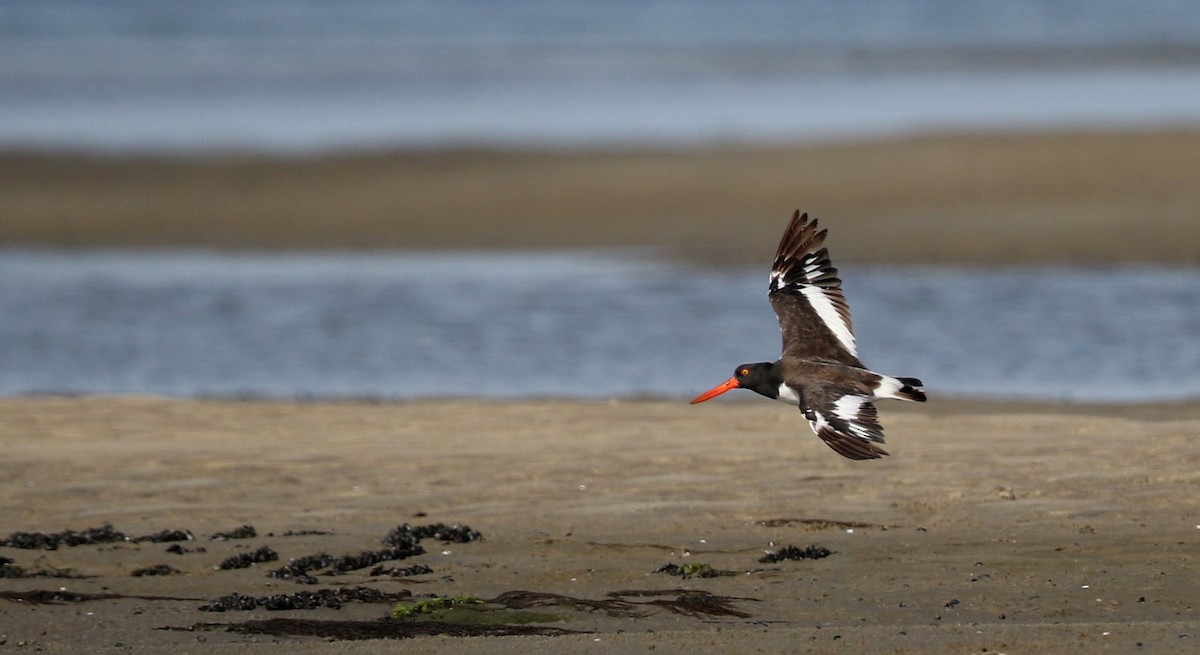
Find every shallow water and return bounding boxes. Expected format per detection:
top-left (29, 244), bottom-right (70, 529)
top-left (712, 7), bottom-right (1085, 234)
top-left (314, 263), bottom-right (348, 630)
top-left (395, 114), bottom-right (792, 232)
top-left (3, 249), bottom-right (1197, 402)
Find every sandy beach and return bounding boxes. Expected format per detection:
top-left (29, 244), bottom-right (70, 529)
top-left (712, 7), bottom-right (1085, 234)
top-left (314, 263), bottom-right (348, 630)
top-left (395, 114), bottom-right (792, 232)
top-left (1, 396), bottom-right (1198, 653)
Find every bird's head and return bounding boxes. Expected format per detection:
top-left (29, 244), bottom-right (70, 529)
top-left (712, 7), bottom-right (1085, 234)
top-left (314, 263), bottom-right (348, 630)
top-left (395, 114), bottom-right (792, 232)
top-left (690, 362), bottom-right (774, 403)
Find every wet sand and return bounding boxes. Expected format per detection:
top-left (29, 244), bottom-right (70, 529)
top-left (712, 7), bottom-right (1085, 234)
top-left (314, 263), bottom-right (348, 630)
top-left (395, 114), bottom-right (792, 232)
top-left (2, 396), bottom-right (1198, 653)
top-left (2, 128), bottom-right (1200, 264)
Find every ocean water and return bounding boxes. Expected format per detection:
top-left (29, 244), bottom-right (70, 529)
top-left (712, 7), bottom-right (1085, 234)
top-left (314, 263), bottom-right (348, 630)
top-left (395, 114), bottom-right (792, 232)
top-left (2, 249), bottom-right (1198, 402)
top-left (2, 0), bottom-right (1200, 151)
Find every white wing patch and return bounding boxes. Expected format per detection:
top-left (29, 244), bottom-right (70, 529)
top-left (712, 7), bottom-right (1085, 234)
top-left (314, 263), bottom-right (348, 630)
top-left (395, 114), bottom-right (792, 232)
top-left (801, 286), bottom-right (857, 356)
top-left (832, 395), bottom-right (874, 442)
top-left (807, 401), bottom-right (888, 459)
top-left (771, 247), bottom-right (858, 358)
top-left (832, 394), bottom-right (866, 420)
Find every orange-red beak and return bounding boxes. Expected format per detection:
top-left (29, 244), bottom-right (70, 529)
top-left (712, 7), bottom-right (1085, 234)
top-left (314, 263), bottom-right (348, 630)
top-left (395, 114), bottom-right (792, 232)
top-left (690, 377), bottom-right (740, 404)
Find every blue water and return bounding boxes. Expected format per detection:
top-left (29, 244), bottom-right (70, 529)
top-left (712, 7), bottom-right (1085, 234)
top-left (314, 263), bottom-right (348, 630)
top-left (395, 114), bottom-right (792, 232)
top-left (3, 1), bottom-right (1200, 151)
top-left (3, 249), bottom-right (1198, 402)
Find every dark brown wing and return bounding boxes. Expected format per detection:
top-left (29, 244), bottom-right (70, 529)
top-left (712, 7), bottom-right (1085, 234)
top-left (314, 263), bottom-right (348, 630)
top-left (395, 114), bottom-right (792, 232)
top-left (767, 210), bottom-right (861, 365)
top-left (802, 386), bottom-right (888, 460)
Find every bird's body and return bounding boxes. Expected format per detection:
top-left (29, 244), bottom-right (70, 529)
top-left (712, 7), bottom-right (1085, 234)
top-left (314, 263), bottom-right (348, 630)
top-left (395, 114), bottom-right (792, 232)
top-left (691, 210), bottom-right (925, 460)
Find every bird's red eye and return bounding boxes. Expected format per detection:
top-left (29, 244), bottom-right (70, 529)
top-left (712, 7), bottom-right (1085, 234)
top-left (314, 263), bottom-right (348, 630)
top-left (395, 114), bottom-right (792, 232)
top-left (739, 368), bottom-right (749, 376)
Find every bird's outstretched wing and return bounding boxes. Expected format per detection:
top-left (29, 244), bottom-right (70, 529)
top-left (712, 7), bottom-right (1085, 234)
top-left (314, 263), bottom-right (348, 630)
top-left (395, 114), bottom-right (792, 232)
top-left (803, 388), bottom-right (889, 460)
top-left (767, 210), bottom-right (861, 366)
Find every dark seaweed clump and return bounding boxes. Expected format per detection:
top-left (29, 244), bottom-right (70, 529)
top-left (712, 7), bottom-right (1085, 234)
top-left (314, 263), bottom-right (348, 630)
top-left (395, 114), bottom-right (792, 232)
top-left (132, 529), bottom-right (194, 543)
top-left (0, 590), bottom-right (129, 604)
top-left (0, 524), bottom-right (200, 550)
top-left (165, 544), bottom-right (207, 555)
top-left (211, 525), bottom-right (257, 541)
top-left (131, 564), bottom-right (181, 577)
top-left (494, 589), bottom-right (755, 619)
top-left (267, 546), bottom-right (422, 584)
top-left (268, 523), bottom-right (478, 585)
top-left (267, 553), bottom-right (337, 584)
top-left (370, 564), bottom-right (434, 578)
top-left (218, 546), bottom-right (279, 570)
top-left (1, 556), bottom-right (27, 578)
top-left (757, 544), bottom-right (834, 564)
top-left (0, 523), bottom-right (127, 550)
top-left (200, 586), bottom-right (413, 612)
top-left (0, 589), bottom-right (195, 604)
top-left (0, 556), bottom-right (88, 579)
top-left (384, 523), bottom-right (482, 546)
top-left (755, 517), bottom-right (884, 530)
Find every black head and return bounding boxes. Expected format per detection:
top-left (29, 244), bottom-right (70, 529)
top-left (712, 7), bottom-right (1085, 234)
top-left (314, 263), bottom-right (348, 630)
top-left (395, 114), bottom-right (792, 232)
top-left (691, 362), bottom-right (777, 403)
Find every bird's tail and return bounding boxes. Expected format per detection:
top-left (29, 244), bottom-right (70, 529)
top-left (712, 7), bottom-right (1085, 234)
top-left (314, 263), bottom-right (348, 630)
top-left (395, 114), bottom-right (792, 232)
top-left (875, 375), bottom-right (927, 402)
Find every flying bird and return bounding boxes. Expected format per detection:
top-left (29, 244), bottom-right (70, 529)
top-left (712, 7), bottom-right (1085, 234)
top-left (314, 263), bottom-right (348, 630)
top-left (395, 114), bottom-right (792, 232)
top-left (691, 210), bottom-right (925, 459)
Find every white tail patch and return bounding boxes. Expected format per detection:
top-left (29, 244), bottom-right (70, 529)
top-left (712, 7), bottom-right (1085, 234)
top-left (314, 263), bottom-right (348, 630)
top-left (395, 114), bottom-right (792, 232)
top-left (801, 286), bottom-right (857, 356)
top-left (873, 376), bottom-right (904, 399)
top-left (873, 375), bottom-right (925, 401)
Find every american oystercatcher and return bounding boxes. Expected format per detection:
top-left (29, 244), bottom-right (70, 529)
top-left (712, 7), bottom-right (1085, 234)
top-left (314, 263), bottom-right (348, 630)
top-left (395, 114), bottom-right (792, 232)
top-left (691, 211), bottom-right (926, 460)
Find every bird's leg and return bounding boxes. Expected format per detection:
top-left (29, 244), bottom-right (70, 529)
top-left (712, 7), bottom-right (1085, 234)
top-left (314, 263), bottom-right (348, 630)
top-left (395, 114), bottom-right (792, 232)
top-left (795, 386), bottom-right (817, 421)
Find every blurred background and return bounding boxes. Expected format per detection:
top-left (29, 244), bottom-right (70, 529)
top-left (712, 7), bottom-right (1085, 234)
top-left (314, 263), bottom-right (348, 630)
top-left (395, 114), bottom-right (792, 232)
top-left (1, 0), bottom-right (1198, 402)
top-left (4, 0), bottom-right (1200, 150)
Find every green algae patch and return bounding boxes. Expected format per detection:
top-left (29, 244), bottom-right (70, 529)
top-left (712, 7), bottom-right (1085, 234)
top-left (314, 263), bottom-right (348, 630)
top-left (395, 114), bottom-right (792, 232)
top-left (392, 595), bottom-right (485, 618)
